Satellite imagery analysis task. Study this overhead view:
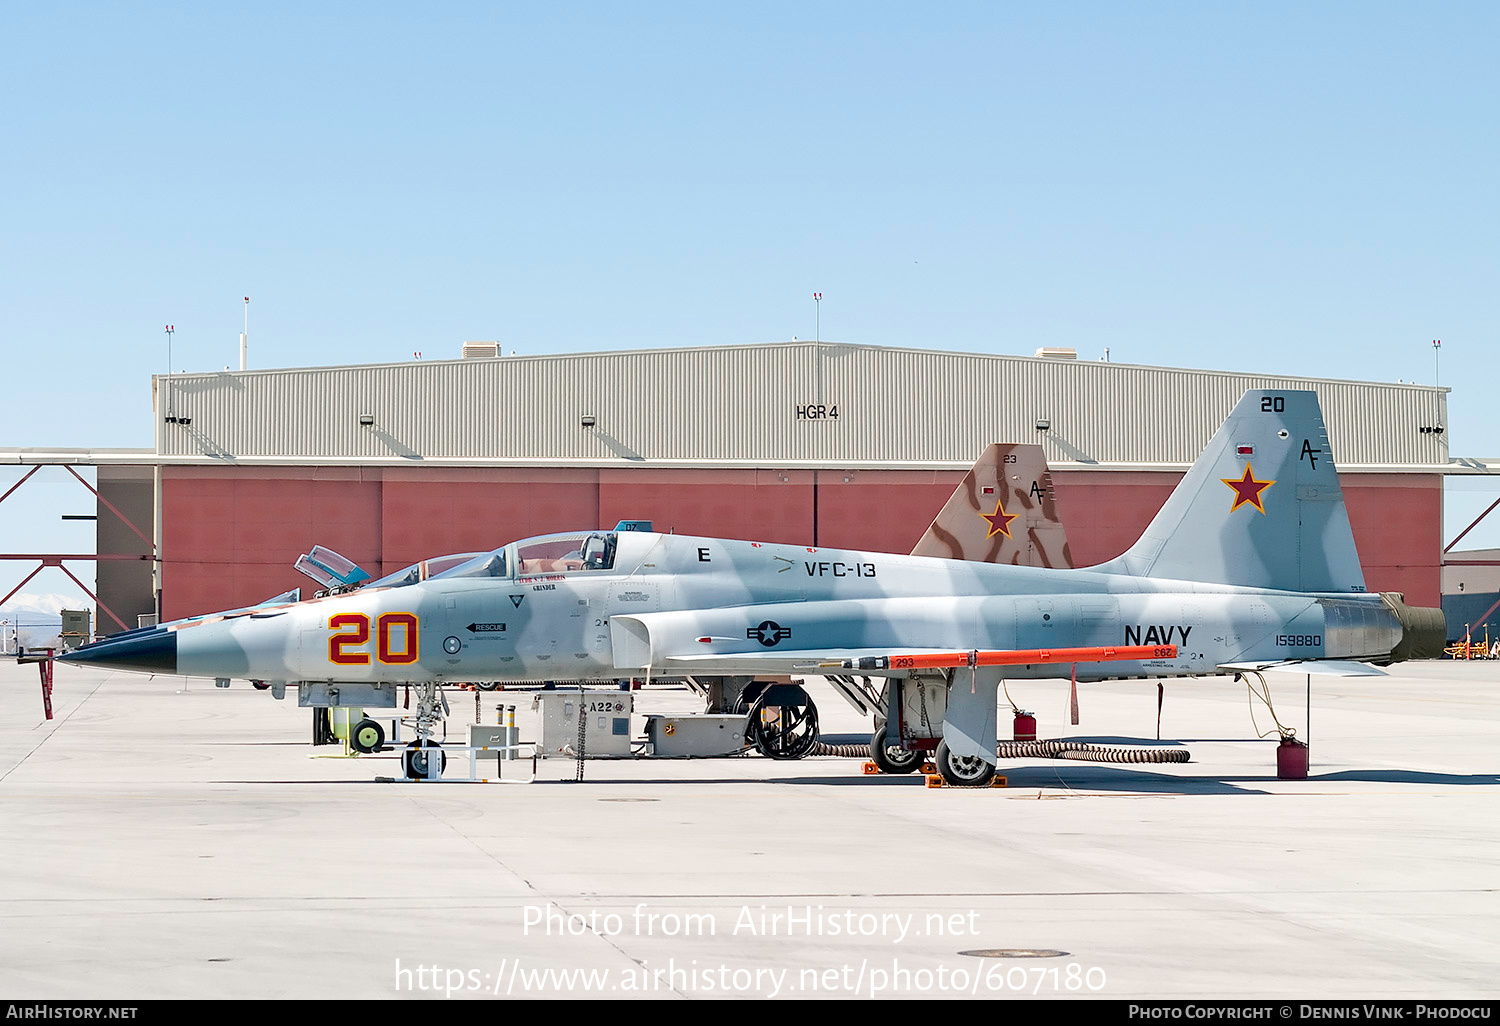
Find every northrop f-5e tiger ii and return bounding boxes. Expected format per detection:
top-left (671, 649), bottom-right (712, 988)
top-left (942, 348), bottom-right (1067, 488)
top-left (63, 390), bottom-right (1444, 784)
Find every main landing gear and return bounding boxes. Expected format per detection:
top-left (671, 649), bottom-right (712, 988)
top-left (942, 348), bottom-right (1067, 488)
top-left (868, 723), bottom-right (925, 775)
top-left (868, 673), bottom-right (999, 786)
top-left (934, 740), bottom-right (996, 788)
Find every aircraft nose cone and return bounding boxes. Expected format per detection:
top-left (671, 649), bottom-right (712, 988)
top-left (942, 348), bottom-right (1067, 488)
top-left (59, 628), bottom-right (178, 674)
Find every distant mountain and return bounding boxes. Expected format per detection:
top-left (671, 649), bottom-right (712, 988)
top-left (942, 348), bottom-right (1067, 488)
top-left (0, 593), bottom-right (87, 619)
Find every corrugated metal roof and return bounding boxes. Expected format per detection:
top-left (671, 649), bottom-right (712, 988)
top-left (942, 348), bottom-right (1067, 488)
top-left (151, 342), bottom-right (1450, 470)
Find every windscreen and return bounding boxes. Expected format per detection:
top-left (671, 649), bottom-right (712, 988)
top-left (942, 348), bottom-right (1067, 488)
top-left (430, 549), bottom-right (510, 580)
top-left (367, 563), bottom-right (422, 589)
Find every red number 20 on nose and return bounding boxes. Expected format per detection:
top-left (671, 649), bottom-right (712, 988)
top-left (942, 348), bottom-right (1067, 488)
top-left (328, 612), bottom-right (419, 665)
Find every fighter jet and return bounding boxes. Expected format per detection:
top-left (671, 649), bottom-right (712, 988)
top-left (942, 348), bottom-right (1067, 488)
top-left (63, 390), bottom-right (1444, 784)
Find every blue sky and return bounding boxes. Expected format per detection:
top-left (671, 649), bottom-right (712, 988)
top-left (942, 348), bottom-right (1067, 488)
top-left (2, 3), bottom-right (1496, 605)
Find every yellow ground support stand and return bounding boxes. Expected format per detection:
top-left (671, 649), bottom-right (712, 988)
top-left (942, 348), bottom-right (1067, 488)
top-left (1445, 624), bottom-right (1492, 660)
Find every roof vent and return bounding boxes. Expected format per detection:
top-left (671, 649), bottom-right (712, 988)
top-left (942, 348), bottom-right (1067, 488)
top-left (462, 341), bottom-right (501, 359)
top-left (1034, 346), bottom-right (1078, 360)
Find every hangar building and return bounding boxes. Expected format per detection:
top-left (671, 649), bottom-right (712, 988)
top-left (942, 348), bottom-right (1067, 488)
top-left (89, 341), bottom-right (1450, 626)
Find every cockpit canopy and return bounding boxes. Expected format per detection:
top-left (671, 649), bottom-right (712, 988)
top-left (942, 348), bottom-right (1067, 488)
top-left (430, 531), bottom-right (619, 582)
top-left (367, 551), bottom-right (485, 589)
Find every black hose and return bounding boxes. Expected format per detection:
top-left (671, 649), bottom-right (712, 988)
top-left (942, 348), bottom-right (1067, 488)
top-left (998, 739), bottom-right (1190, 764)
top-left (809, 742), bottom-right (871, 758)
top-left (808, 738), bottom-right (1189, 763)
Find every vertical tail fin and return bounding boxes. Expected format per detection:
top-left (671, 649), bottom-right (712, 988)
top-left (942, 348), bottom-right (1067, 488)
top-left (911, 444), bottom-right (1073, 568)
top-left (1093, 389), bottom-right (1367, 592)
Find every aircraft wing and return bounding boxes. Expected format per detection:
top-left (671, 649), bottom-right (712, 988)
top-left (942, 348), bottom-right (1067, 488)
top-left (611, 608), bottom-right (1176, 676)
top-left (632, 638), bottom-right (1176, 677)
top-left (1218, 659), bottom-right (1388, 677)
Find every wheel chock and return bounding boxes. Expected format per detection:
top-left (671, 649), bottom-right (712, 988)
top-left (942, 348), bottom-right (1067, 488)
top-left (862, 761), bottom-right (882, 775)
top-left (925, 775), bottom-right (1008, 789)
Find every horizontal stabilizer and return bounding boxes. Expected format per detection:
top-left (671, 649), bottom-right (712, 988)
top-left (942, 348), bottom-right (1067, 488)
top-left (1218, 659), bottom-right (1388, 677)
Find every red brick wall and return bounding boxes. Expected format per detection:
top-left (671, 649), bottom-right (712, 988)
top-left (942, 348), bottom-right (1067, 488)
top-left (160, 466), bottom-right (1441, 618)
top-left (812, 470), bottom-right (963, 553)
top-left (162, 467), bottom-right (380, 619)
top-left (599, 469), bottom-right (815, 545)
top-left (379, 468), bottom-right (599, 571)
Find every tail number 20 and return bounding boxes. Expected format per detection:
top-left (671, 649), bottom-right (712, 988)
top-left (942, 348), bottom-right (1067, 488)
top-left (329, 612), bottom-right (420, 665)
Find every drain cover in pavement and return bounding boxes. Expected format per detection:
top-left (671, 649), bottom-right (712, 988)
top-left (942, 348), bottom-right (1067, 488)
top-left (958, 948), bottom-right (1069, 959)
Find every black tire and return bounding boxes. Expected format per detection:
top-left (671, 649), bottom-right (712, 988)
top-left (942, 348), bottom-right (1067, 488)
top-left (403, 740), bottom-right (447, 780)
top-left (351, 718), bottom-right (385, 755)
top-left (936, 740), bottom-right (996, 787)
top-left (869, 723), bottom-right (925, 774)
top-left (745, 685), bottom-right (819, 760)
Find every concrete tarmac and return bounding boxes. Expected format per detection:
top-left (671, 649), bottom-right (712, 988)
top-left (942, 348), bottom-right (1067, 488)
top-left (1, 659), bottom-right (1497, 1000)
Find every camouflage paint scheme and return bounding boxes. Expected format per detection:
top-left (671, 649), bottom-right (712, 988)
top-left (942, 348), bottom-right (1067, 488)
top-left (910, 443), bottom-right (1072, 568)
top-left (65, 390), bottom-right (1445, 769)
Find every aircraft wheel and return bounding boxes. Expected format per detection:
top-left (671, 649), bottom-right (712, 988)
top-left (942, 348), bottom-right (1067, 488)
top-left (936, 740), bottom-right (995, 787)
top-left (869, 724), bottom-right (925, 774)
top-left (350, 718), bottom-right (385, 754)
top-left (403, 740), bottom-right (447, 780)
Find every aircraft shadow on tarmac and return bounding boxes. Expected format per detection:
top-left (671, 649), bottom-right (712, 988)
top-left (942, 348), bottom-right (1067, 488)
top-left (208, 738), bottom-right (1498, 791)
top-left (1308, 769), bottom-right (1500, 786)
top-left (215, 767), bottom-right (1500, 791)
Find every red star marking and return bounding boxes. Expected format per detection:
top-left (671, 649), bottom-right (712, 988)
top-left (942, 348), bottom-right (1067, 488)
top-left (981, 498), bottom-right (1017, 538)
top-left (1222, 464), bottom-right (1274, 513)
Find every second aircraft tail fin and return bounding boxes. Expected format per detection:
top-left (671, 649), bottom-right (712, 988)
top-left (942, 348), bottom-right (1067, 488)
top-left (911, 444), bottom-right (1073, 568)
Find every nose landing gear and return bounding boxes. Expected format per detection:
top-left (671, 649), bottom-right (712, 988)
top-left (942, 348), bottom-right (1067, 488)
top-left (401, 681), bottom-right (449, 780)
top-left (402, 739), bottom-right (447, 780)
